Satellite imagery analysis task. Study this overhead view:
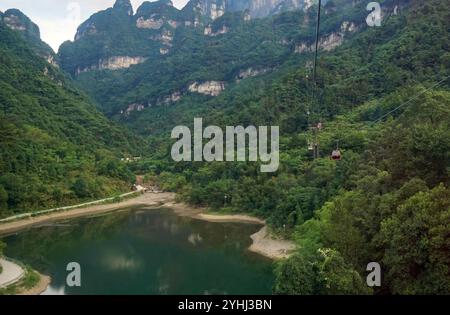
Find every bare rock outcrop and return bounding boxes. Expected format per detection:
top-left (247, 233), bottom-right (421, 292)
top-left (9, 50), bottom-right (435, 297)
top-left (76, 56), bottom-right (147, 74)
top-left (188, 81), bottom-right (225, 96)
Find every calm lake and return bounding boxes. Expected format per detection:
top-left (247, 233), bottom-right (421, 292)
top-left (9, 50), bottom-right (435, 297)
top-left (1, 207), bottom-right (274, 295)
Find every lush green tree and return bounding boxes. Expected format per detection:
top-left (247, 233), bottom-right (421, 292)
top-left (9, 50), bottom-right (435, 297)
top-left (381, 185), bottom-right (450, 294)
top-left (71, 178), bottom-right (93, 199)
top-left (273, 252), bottom-right (318, 295)
top-left (0, 185), bottom-right (8, 212)
top-left (274, 248), bottom-right (371, 295)
top-left (0, 20), bottom-right (144, 217)
top-left (317, 249), bottom-right (371, 295)
top-left (0, 240), bottom-right (5, 256)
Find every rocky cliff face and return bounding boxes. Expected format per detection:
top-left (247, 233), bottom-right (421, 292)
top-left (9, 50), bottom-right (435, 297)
top-left (204, 24), bottom-right (229, 36)
top-left (236, 67), bottom-right (271, 81)
top-left (182, 0), bottom-right (315, 19)
top-left (271, 0), bottom-right (314, 16)
top-left (188, 81), bottom-right (225, 96)
top-left (136, 16), bottom-right (165, 29)
top-left (76, 56), bottom-right (147, 74)
top-left (113, 0), bottom-right (134, 16)
top-left (75, 0), bottom-right (136, 41)
top-left (1, 9), bottom-right (40, 37)
top-left (1, 9), bottom-right (57, 66)
top-left (227, 0), bottom-right (313, 18)
top-left (294, 20), bottom-right (358, 53)
top-left (71, 0), bottom-right (315, 51)
top-left (185, 0), bottom-right (227, 20)
top-left (135, 0), bottom-right (181, 27)
top-left (74, 21), bottom-right (97, 41)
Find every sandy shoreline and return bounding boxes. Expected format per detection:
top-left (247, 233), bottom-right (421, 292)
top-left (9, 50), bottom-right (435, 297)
top-left (165, 202), bottom-right (264, 223)
top-left (0, 191), bottom-right (295, 294)
top-left (162, 201), bottom-right (296, 259)
top-left (17, 274), bottom-right (51, 295)
top-left (194, 215), bottom-right (296, 259)
top-left (249, 226), bottom-right (296, 259)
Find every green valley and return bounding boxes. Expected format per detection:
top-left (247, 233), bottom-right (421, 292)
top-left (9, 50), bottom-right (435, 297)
top-left (0, 0), bottom-right (449, 296)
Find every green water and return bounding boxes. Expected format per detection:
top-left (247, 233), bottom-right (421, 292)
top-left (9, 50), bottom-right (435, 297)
top-left (1, 207), bottom-right (274, 295)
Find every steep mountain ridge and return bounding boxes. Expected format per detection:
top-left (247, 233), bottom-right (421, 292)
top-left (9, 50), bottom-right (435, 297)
top-left (70, 0), bottom-right (314, 46)
top-left (185, 0), bottom-right (317, 19)
top-left (0, 12), bottom-right (144, 218)
top-left (59, 0), bottom-right (384, 124)
top-left (0, 8), bottom-right (57, 65)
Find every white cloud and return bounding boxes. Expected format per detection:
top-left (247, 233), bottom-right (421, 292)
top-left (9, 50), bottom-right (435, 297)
top-left (0, 0), bottom-right (189, 51)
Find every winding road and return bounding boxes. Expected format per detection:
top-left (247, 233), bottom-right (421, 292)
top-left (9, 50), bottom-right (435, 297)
top-left (0, 258), bottom-right (24, 288)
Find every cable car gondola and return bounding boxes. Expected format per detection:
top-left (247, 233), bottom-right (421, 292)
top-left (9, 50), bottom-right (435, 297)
top-left (331, 141), bottom-right (342, 161)
top-left (331, 149), bottom-right (342, 161)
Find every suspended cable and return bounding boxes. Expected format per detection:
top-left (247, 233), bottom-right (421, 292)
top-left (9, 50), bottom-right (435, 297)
top-left (309, 0), bottom-right (323, 159)
top-left (312, 0), bottom-right (322, 86)
top-left (373, 76), bottom-right (450, 123)
top-left (297, 76), bottom-right (449, 131)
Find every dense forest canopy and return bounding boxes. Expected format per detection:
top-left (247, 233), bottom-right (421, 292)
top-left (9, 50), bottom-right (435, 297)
top-left (0, 20), bottom-right (144, 217)
top-left (0, 0), bottom-right (449, 295)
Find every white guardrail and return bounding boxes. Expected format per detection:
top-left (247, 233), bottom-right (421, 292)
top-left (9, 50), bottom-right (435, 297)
top-left (0, 190), bottom-right (141, 224)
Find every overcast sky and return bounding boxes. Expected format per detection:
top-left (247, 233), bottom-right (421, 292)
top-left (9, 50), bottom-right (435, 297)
top-left (0, 0), bottom-right (189, 51)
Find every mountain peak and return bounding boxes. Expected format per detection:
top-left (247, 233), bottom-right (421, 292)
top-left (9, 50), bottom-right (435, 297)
top-left (113, 0), bottom-right (134, 15)
top-left (181, 0), bottom-right (315, 20)
top-left (136, 0), bottom-right (176, 16)
top-left (1, 9), bottom-right (56, 63)
top-left (156, 0), bottom-right (174, 6)
top-left (182, 0), bottom-right (227, 20)
top-left (2, 9), bottom-right (41, 39)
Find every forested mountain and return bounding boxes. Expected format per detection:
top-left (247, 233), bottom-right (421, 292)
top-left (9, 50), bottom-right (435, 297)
top-left (0, 9), bottom-right (57, 65)
top-left (0, 14), bottom-right (145, 218)
top-left (182, 0), bottom-right (316, 19)
top-left (58, 0), bottom-right (366, 129)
